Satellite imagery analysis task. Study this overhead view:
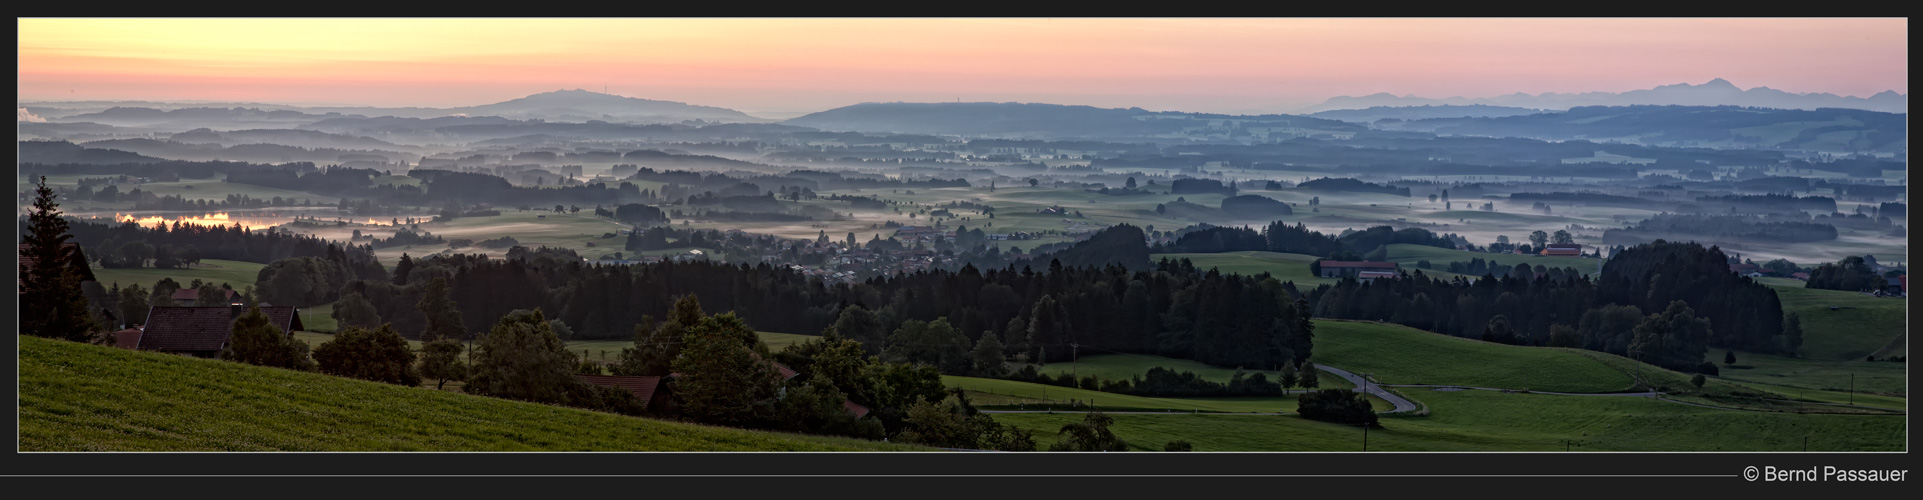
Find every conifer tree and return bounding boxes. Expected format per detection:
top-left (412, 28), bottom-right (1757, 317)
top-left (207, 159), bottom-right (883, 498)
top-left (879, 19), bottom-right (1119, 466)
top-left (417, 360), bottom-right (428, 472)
top-left (19, 176), bottom-right (99, 342)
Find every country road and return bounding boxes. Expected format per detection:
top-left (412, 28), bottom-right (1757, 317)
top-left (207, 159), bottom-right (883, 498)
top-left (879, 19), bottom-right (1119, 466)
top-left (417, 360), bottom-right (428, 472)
top-left (973, 364), bottom-right (1901, 417)
top-left (1315, 364), bottom-right (1421, 413)
top-left (976, 364), bottom-right (1422, 416)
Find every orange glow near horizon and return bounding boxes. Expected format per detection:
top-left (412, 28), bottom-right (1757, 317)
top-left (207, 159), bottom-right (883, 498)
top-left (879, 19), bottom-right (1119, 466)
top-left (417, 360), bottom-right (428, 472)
top-left (18, 18), bottom-right (1908, 114)
top-left (112, 212), bottom-right (279, 231)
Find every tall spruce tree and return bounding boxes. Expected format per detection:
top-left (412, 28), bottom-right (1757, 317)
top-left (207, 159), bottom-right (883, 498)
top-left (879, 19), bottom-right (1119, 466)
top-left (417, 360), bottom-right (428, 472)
top-left (19, 176), bottom-right (99, 341)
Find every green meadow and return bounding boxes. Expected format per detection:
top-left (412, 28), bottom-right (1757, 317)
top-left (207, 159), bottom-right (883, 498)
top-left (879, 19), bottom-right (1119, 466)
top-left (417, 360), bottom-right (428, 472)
top-left (989, 388), bottom-right (1904, 451)
top-left (1312, 320), bottom-right (1637, 393)
top-left (90, 259), bottom-right (265, 291)
top-left (19, 336), bottom-right (920, 451)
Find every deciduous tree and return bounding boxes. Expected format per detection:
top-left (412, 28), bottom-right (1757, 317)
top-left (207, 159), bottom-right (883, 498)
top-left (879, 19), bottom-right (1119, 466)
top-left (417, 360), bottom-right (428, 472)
top-left (314, 324), bottom-right (420, 386)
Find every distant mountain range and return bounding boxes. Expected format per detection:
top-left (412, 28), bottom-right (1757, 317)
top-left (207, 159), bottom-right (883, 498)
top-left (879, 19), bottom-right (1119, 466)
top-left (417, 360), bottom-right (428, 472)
top-left (1307, 104), bottom-right (1546, 123)
top-left (24, 90), bottom-right (768, 126)
top-left (781, 101), bottom-right (1363, 139)
top-left (439, 89), bottom-right (764, 123)
top-left (1301, 79), bottom-right (1906, 114)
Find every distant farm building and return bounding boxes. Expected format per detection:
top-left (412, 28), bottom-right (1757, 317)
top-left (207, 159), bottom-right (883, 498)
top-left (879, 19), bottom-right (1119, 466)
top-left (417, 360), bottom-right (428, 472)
top-left (1318, 261), bottom-right (1398, 278)
top-left (1356, 270), bottom-right (1399, 282)
top-left (574, 374), bottom-right (674, 414)
top-left (136, 305), bottom-right (305, 357)
top-left (17, 243), bottom-right (95, 292)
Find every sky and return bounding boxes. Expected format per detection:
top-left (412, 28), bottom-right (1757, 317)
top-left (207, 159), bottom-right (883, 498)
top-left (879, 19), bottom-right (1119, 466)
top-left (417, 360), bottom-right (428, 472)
top-left (16, 18), bottom-right (1909, 116)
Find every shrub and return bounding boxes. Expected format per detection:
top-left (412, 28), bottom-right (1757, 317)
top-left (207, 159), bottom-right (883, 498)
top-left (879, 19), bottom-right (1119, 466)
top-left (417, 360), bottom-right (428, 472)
top-left (1295, 388), bottom-right (1379, 428)
top-left (313, 324), bottom-right (421, 386)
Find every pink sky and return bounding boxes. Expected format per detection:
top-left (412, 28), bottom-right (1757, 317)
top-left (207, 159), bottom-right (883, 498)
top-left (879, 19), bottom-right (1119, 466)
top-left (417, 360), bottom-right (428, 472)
top-left (17, 18), bottom-right (1908, 115)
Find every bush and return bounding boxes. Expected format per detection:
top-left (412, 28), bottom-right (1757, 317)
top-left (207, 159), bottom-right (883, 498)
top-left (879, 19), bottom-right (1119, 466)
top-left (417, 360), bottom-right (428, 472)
top-left (1295, 388), bottom-right (1379, 428)
top-left (1164, 440), bottom-right (1193, 451)
top-left (313, 324), bottom-right (421, 386)
top-left (1695, 361), bottom-right (1720, 376)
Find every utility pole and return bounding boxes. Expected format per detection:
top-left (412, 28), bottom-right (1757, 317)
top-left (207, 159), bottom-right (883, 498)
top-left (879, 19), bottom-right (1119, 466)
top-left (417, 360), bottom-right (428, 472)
top-left (1849, 373), bottom-right (1854, 405)
top-left (1071, 343), bottom-right (1079, 382)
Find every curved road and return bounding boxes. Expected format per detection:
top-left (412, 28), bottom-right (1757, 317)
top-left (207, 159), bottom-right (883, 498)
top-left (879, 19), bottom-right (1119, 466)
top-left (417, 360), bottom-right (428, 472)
top-left (977, 364), bottom-right (1422, 416)
top-left (1315, 364), bottom-right (1421, 413)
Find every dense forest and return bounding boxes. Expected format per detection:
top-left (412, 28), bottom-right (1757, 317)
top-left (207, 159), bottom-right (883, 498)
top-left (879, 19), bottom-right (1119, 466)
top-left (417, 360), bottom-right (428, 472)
top-left (317, 226), bottom-right (1312, 373)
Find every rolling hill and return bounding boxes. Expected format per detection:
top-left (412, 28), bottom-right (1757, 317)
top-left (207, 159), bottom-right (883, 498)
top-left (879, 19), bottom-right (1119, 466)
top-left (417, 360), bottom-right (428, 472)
top-left (19, 336), bottom-right (919, 451)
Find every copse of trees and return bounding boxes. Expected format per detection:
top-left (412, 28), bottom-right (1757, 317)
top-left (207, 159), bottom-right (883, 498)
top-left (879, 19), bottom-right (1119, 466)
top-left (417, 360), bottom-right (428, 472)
top-left (1804, 256), bottom-right (1882, 292)
top-left (462, 308), bottom-right (643, 415)
top-left (1151, 222), bottom-right (1455, 258)
top-left (1295, 388), bottom-right (1379, 427)
top-left (1597, 240), bottom-right (1785, 353)
top-left (1312, 240), bottom-right (1790, 361)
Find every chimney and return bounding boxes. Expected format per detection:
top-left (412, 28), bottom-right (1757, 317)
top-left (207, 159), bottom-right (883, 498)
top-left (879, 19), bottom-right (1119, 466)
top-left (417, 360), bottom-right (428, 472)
top-left (231, 304), bottom-right (243, 318)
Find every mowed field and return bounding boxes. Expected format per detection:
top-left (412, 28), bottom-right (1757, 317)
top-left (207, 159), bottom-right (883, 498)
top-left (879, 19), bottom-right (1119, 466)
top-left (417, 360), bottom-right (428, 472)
top-left (1311, 320), bottom-right (1638, 393)
top-left (1027, 352), bottom-right (1353, 389)
top-left (18, 336), bottom-right (921, 451)
top-left (1704, 348), bottom-right (1906, 397)
top-left (1764, 284), bottom-right (1907, 361)
top-left (90, 259), bottom-right (265, 291)
top-left (1152, 251), bottom-right (1338, 285)
top-left (946, 375), bottom-right (1388, 413)
top-left (991, 388), bottom-right (1905, 451)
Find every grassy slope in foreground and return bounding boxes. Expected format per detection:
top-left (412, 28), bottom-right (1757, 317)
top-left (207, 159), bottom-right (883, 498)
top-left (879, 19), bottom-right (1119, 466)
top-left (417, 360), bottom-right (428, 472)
top-left (1312, 320), bottom-right (1636, 393)
top-left (991, 388), bottom-right (1905, 451)
top-left (19, 336), bottom-right (919, 451)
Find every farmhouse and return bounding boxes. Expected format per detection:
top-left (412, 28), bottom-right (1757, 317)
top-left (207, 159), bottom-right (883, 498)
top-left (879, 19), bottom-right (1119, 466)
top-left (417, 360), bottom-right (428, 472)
top-left (573, 374), bottom-right (675, 414)
top-left (112, 327), bottom-right (144, 349)
top-left (137, 305), bottom-right (305, 357)
top-left (1540, 243), bottom-right (1582, 257)
top-left (17, 243), bottom-right (95, 291)
top-left (1317, 260), bottom-right (1398, 278)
